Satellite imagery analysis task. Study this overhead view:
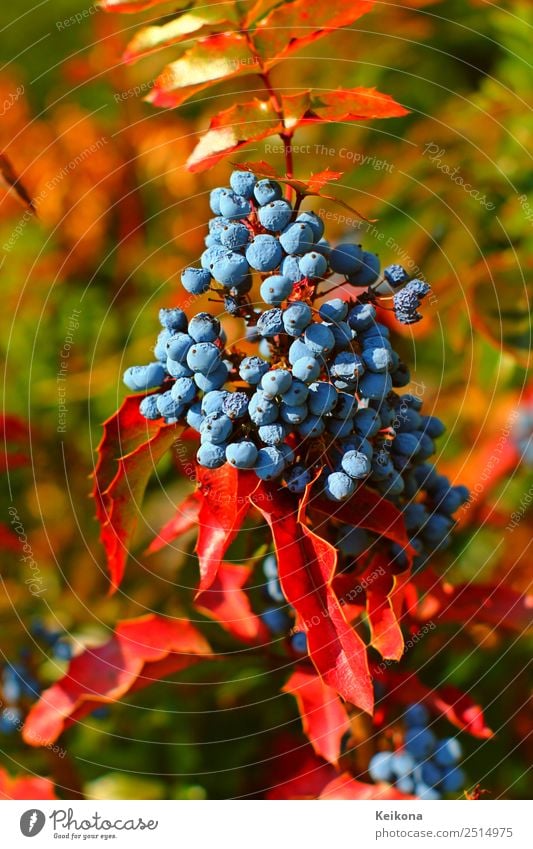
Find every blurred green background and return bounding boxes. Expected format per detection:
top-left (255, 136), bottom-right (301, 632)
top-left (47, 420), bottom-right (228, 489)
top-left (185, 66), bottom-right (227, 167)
top-left (0, 0), bottom-right (531, 799)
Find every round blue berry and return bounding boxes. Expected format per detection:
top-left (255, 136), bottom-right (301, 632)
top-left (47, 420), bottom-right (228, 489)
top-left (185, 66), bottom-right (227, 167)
top-left (325, 471), bottom-right (355, 501)
top-left (338, 527), bottom-right (369, 557)
top-left (347, 303), bottom-right (377, 331)
top-left (281, 254), bottom-right (304, 283)
top-left (261, 606), bottom-right (289, 634)
top-left (405, 727), bottom-right (436, 759)
top-left (219, 191), bottom-right (251, 219)
top-left (181, 266), bottom-right (212, 294)
top-left (159, 308), bottom-right (187, 332)
top-left (166, 332), bottom-right (193, 362)
top-left (285, 464), bottom-right (312, 493)
top-left (194, 363), bottom-right (228, 392)
top-left (222, 392), bottom-right (249, 420)
top-left (166, 358), bottom-right (193, 379)
top-left (239, 356), bottom-right (269, 384)
top-left (258, 423), bottom-right (287, 445)
top-left (254, 446), bottom-right (285, 480)
top-left (257, 308), bottom-right (284, 337)
top-left (258, 199), bottom-right (293, 232)
top-left (333, 393), bottom-right (357, 419)
top-left (283, 302), bottom-right (313, 336)
top-left (254, 179), bottom-right (282, 205)
top-left (156, 391), bottom-right (183, 419)
top-left (295, 210), bottom-right (324, 240)
top-left (359, 372), bottom-right (392, 401)
top-left (308, 381), bottom-right (337, 415)
top-left (186, 342), bottom-right (221, 374)
top-left (283, 380), bottom-right (309, 405)
top-left (226, 441), bottom-right (258, 469)
top-left (440, 766), bottom-right (465, 793)
top-left (299, 251), bottom-right (328, 279)
top-left (280, 403), bottom-right (308, 425)
top-left (329, 243), bottom-right (363, 275)
top-left (170, 377), bottom-right (196, 405)
top-left (415, 782), bottom-right (441, 800)
top-left (246, 234), bottom-right (283, 272)
top-left (368, 751), bottom-right (394, 782)
top-left (229, 170), bottom-right (256, 199)
top-left (297, 415), bottom-right (326, 438)
top-left (348, 251), bottom-right (380, 285)
top-left (248, 391), bottom-right (279, 425)
top-left (260, 369), bottom-right (292, 397)
top-left (200, 412), bottom-right (233, 444)
top-left (330, 352), bottom-right (365, 383)
top-left (362, 346), bottom-right (393, 373)
top-left (212, 251), bottom-right (250, 287)
top-left (139, 395), bottom-right (161, 420)
top-left (341, 450), bottom-right (371, 479)
top-left (279, 221), bottom-right (314, 255)
top-left (188, 312), bottom-right (220, 343)
top-left (220, 221), bottom-right (250, 250)
top-left (292, 356), bottom-right (321, 383)
top-left (123, 362), bottom-right (166, 392)
top-left (260, 274), bottom-right (293, 305)
top-left (186, 402), bottom-right (203, 431)
top-left (290, 631), bottom-right (308, 654)
top-left (197, 442), bottom-right (226, 468)
top-left (209, 187), bottom-right (227, 215)
top-left (319, 298), bottom-right (348, 323)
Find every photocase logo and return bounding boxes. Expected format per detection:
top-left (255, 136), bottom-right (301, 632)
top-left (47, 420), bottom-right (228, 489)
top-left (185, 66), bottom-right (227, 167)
top-left (20, 810), bottom-right (46, 837)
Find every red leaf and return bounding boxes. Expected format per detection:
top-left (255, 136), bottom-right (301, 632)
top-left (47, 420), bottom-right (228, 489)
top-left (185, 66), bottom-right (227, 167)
top-left (123, 6), bottom-right (238, 63)
top-left (313, 486), bottom-right (414, 560)
top-left (254, 0), bottom-right (376, 63)
top-left (264, 740), bottom-right (337, 799)
top-left (187, 98), bottom-right (282, 173)
top-left (96, 403), bottom-right (179, 590)
top-left (196, 562), bottom-right (269, 643)
top-left (415, 571), bottom-right (533, 634)
top-left (0, 768), bottom-right (56, 800)
top-left (23, 614), bottom-right (211, 747)
top-left (283, 668), bottom-right (350, 764)
top-left (292, 87), bottom-right (409, 123)
top-left (2, 413), bottom-right (30, 473)
top-left (146, 33), bottom-right (255, 109)
top-left (364, 555), bottom-right (405, 661)
top-left (375, 668), bottom-right (493, 739)
top-left (251, 483), bottom-right (373, 713)
top-left (319, 773), bottom-right (415, 800)
top-left (196, 465), bottom-right (259, 593)
top-left (306, 169), bottom-right (344, 193)
top-left (147, 490), bottom-right (201, 554)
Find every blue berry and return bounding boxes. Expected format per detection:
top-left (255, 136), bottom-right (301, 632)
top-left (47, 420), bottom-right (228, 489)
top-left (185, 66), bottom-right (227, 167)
top-left (260, 369), bottom-right (292, 397)
top-left (239, 356), bottom-right (269, 384)
top-left (368, 751), bottom-right (395, 782)
top-left (209, 187), bottom-right (226, 215)
top-left (201, 390), bottom-right (229, 415)
top-left (298, 251), bottom-right (328, 279)
top-left (197, 442), bottom-right (226, 468)
top-left (341, 450), bottom-right (371, 479)
top-left (420, 415), bottom-right (446, 438)
top-left (229, 169), bottom-right (256, 199)
top-left (319, 298), bottom-right (348, 323)
top-left (194, 363), bottom-right (228, 392)
top-left (421, 761), bottom-right (442, 787)
top-left (258, 199), bottom-right (293, 232)
top-left (159, 308), bottom-right (187, 332)
top-left (292, 356), bottom-right (321, 383)
top-left (188, 313), bottom-right (220, 343)
top-left (280, 403), bottom-right (308, 425)
top-left (290, 631), bottom-right (308, 654)
top-left (139, 395), bottom-right (161, 420)
top-left (200, 411), bottom-right (233, 444)
top-left (390, 752), bottom-right (416, 778)
top-left (261, 606), bottom-right (289, 634)
top-left (222, 392), bottom-right (249, 419)
top-left (186, 342), bottom-right (221, 374)
top-left (156, 391), bottom-right (183, 419)
top-left (246, 234), bottom-right (283, 271)
top-left (257, 308), bottom-right (284, 337)
top-left (325, 471), bottom-right (355, 501)
top-left (170, 377), bottom-right (196, 405)
top-left (396, 776), bottom-right (415, 794)
top-left (295, 211), bottom-right (324, 240)
top-left (283, 380), bottom-right (309, 405)
top-left (304, 323), bottom-right (335, 355)
top-left (181, 266), bottom-right (212, 294)
top-left (440, 766), bottom-right (465, 793)
top-left (254, 446), bottom-right (285, 480)
top-left (262, 554), bottom-right (278, 578)
top-left (123, 362), bottom-right (165, 391)
top-left (314, 238), bottom-right (331, 256)
top-left (226, 441), bottom-right (258, 469)
top-left (329, 243), bottom-right (363, 275)
top-left (359, 372), bottom-right (392, 401)
top-left (154, 329), bottom-right (171, 361)
top-left (348, 250), bottom-right (380, 285)
top-left (297, 415), bottom-right (326, 438)
top-left (219, 190), bottom-right (251, 219)
top-left (258, 423), bottom-right (287, 445)
top-left (166, 357), bottom-right (193, 379)
top-left (266, 576), bottom-right (284, 603)
top-left (279, 222), bottom-right (314, 255)
top-left (330, 352), bottom-right (365, 382)
top-left (347, 302), bottom-right (377, 331)
top-left (249, 391), bottom-right (279, 425)
top-left (260, 274), bottom-right (293, 305)
top-left (166, 332), bottom-right (193, 362)
top-left (283, 302), bottom-right (313, 336)
top-left (186, 402), bottom-right (203, 431)
top-left (285, 464), bottom-right (312, 493)
top-left (281, 254), bottom-right (304, 283)
top-left (384, 264), bottom-right (410, 287)
top-left (220, 221), bottom-right (250, 249)
top-left (254, 179), bottom-right (282, 205)
top-left (338, 527), bottom-right (369, 557)
top-left (415, 782), bottom-right (441, 800)
top-left (354, 408), bottom-right (381, 437)
top-left (362, 346), bottom-right (393, 373)
top-left (212, 251), bottom-right (250, 287)
top-left (308, 381), bottom-right (337, 415)
top-left (201, 245), bottom-right (230, 270)
top-left (53, 639), bottom-right (72, 661)
top-left (326, 418), bottom-right (354, 439)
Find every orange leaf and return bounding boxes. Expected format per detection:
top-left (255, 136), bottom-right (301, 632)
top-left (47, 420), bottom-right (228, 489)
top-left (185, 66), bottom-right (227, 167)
top-left (23, 614), bottom-right (211, 747)
top-left (123, 6), bottom-right (238, 63)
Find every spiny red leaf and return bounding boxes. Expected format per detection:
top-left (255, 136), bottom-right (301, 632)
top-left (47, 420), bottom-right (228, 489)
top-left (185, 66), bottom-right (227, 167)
top-left (283, 668), bottom-right (350, 764)
top-left (146, 33), bottom-right (255, 109)
top-left (196, 465), bottom-right (259, 593)
top-left (0, 768), bottom-right (56, 800)
top-left (23, 614), bottom-right (211, 747)
top-left (146, 490), bottom-right (201, 554)
top-left (98, 414), bottom-right (179, 591)
top-left (415, 570), bottom-right (533, 634)
top-left (313, 486), bottom-right (414, 561)
top-left (375, 668), bottom-right (493, 739)
top-left (251, 483), bottom-right (373, 713)
top-left (253, 0), bottom-right (376, 63)
top-left (188, 98), bottom-right (282, 172)
top-left (364, 555), bottom-right (405, 661)
top-left (319, 773), bottom-right (415, 800)
top-left (196, 562), bottom-right (269, 643)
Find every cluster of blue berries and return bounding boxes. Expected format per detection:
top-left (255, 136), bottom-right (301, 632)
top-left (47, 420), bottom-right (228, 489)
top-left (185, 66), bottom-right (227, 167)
top-left (124, 169), bottom-right (467, 524)
top-left (260, 554), bottom-right (307, 654)
top-left (369, 703), bottom-right (466, 799)
top-left (31, 619), bottom-right (73, 661)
